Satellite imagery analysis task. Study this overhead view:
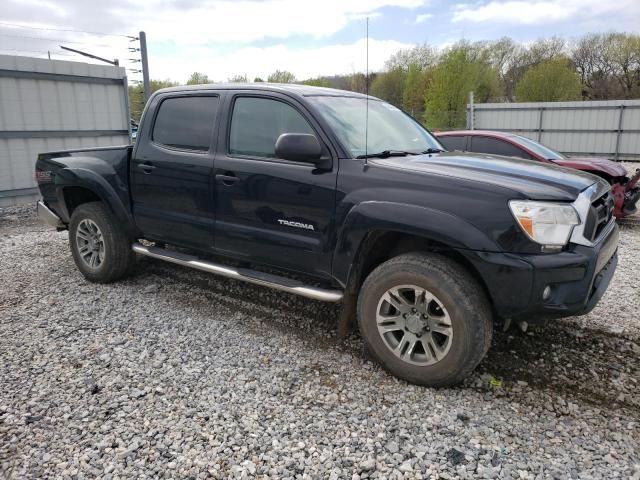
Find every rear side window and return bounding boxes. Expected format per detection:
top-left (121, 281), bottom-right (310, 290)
top-left (229, 97), bottom-right (315, 158)
top-left (439, 135), bottom-right (467, 151)
top-left (153, 96), bottom-right (218, 151)
top-left (470, 136), bottom-right (530, 159)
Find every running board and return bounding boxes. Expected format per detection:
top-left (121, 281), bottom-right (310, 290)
top-left (132, 242), bottom-right (343, 303)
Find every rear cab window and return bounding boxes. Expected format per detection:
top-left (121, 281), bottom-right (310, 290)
top-left (153, 96), bottom-right (219, 151)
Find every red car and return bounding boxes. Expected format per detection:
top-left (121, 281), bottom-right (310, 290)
top-left (435, 130), bottom-right (640, 218)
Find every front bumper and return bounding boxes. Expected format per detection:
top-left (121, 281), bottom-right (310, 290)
top-left (37, 200), bottom-right (65, 229)
top-left (465, 220), bottom-right (619, 320)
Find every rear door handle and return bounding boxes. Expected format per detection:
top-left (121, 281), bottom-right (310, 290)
top-left (215, 173), bottom-right (240, 186)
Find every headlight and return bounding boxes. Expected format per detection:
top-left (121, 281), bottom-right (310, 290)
top-left (509, 200), bottom-right (580, 247)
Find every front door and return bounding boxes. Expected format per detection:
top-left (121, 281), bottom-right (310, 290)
top-left (131, 93), bottom-right (220, 250)
top-left (213, 93), bottom-right (337, 279)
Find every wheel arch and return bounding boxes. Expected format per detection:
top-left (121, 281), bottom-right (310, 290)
top-left (54, 167), bottom-right (137, 235)
top-left (62, 186), bottom-right (102, 218)
top-left (332, 201), bottom-right (498, 287)
top-left (343, 229), bottom-right (495, 314)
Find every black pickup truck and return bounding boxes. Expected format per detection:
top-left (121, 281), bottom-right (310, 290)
top-left (35, 84), bottom-right (619, 386)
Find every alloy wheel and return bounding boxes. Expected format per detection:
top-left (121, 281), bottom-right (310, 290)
top-left (75, 219), bottom-right (105, 269)
top-left (376, 284), bottom-right (453, 366)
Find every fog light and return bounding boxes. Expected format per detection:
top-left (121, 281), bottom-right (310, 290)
top-left (542, 285), bottom-right (552, 301)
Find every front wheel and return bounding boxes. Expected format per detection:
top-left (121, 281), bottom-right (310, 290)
top-left (69, 202), bottom-right (135, 283)
top-left (357, 253), bottom-right (492, 387)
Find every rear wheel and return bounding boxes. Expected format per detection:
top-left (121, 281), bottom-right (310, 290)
top-left (69, 202), bottom-right (135, 283)
top-left (357, 253), bottom-right (492, 387)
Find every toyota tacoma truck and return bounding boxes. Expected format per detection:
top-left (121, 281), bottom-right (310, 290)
top-left (35, 84), bottom-right (619, 387)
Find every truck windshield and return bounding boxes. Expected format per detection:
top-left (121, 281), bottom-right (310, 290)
top-left (307, 96), bottom-right (443, 158)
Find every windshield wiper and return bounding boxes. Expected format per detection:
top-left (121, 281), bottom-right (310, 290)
top-left (356, 150), bottom-right (417, 159)
top-left (421, 148), bottom-right (445, 154)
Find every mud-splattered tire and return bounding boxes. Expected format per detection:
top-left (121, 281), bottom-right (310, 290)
top-left (357, 253), bottom-right (492, 387)
top-left (69, 202), bottom-right (135, 283)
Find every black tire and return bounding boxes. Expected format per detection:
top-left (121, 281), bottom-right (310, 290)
top-left (357, 253), bottom-right (492, 387)
top-left (69, 202), bottom-right (135, 283)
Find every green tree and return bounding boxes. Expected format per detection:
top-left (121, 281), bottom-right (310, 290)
top-left (128, 79), bottom-right (179, 122)
top-left (608, 33), bottom-right (640, 98)
top-left (186, 72), bottom-right (212, 85)
top-left (267, 70), bottom-right (296, 83)
top-left (402, 63), bottom-right (428, 117)
top-left (227, 74), bottom-right (248, 83)
top-left (301, 77), bottom-right (331, 87)
top-left (386, 44), bottom-right (436, 70)
top-left (349, 73), bottom-right (368, 93)
top-left (253, 77), bottom-right (264, 82)
top-left (370, 67), bottom-right (406, 106)
top-left (515, 57), bottom-right (582, 101)
top-left (424, 48), bottom-right (502, 129)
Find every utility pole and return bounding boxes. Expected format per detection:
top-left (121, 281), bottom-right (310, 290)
top-left (469, 91), bottom-right (475, 130)
top-left (139, 31), bottom-right (151, 103)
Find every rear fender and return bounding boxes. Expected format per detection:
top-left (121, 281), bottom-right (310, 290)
top-left (332, 201), bottom-right (499, 287)
top-left (53, 166), bottom-right (135, 233)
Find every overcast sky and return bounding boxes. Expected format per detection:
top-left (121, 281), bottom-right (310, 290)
top-left (2, 0), bottom-right (640, 84)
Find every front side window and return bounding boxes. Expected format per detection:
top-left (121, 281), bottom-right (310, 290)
top-left (153, 96), bottom-right (219, 151)
top-left (307, 96), bottom-right (443, 157)
top-left (229, 97), bottom-right (315, 158)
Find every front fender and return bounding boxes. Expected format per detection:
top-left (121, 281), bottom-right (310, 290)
top-left (331, 201), bottom-right (501, 286)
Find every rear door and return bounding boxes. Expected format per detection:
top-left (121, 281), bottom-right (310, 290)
top-left (131, 93), bottom-right (220, 251)
top-left (213, 92), bottom-right (338, 279)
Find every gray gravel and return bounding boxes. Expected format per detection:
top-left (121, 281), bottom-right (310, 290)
top-left (1, 205), bottom-right (639, 479)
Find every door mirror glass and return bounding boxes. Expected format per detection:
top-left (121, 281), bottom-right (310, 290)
top-left (275, 133), bottom-right (322, 163)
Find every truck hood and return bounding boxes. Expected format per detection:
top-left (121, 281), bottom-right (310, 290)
top-left (376, 152), bottom-right (600, 201)
top-left (553, 156), bottom-right (628, 178)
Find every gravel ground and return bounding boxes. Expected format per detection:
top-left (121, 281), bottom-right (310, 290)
top-left (1, 203), bottom-right (639, 479)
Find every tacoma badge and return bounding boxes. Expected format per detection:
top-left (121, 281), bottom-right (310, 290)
top-left (277, 219), bottom-right (315, 231)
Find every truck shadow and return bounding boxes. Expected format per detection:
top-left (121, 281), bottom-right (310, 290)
top-left (476, 322), bottom-right (640, 418)
top-left (139, 257), bottom-right (640, 419)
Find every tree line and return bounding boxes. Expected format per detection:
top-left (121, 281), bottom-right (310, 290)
top-left (129, 32), bottom-right (640, 129)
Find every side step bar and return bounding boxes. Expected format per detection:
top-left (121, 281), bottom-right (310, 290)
top-left (132, 242), bottom-right (344, 303)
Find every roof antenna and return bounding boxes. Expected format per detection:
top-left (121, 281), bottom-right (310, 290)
top-left (364, 16), bottom-right (369, 167)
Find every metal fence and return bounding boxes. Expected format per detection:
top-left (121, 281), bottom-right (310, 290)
top-left (0, 55), bottom-right (131, 207)
top-left (467, 99), bottom-right (640, 162)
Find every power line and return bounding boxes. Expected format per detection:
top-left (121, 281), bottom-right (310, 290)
top-left (0, 21), bottom-right (135, 39)
top-left (0, 47), bottom-right (142, 68)
top-left (0, 32), bottom-right (118, 47)
top-left (0, 47), bottom-right (75, 57)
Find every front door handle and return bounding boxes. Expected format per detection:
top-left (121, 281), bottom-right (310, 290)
top-left (136, 162), bottom-right (156, 173)
top-left (215, 173), bottom-right (240, 186)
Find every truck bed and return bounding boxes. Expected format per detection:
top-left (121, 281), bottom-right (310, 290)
top-left (36, 145), bottom-right (133, 225)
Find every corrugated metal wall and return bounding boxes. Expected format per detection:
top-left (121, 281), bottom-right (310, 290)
top-left (0, 55), bottom-right (130, 206)
top-left (468, 99), bottom-right (640, 162)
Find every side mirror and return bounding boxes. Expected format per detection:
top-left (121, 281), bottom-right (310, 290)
top-left (275, 133), bottom-right (323, 163)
